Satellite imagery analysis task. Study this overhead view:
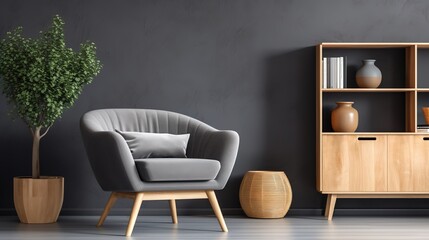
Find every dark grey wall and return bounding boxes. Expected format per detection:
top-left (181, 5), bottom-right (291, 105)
top-left (1, 0), bottom-right (429, 215)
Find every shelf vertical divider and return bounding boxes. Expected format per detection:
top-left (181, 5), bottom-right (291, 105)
top-left (406, 45), bottom-right (417, 132)
top-left (316, 44), bottom-right (323, 191)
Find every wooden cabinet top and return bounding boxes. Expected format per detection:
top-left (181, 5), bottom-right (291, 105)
top-left (319, 42), bottom-right (429, 48)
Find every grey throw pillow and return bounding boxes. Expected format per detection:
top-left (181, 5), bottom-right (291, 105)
top-left (116, 130), bottom-right (190, 159)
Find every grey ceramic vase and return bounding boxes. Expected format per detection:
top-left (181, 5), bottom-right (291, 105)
top-left (356, 59), bottom-right (382, 88)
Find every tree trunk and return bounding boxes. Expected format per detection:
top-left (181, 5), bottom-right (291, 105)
top-left (32, 127), bottom-right (41, 179)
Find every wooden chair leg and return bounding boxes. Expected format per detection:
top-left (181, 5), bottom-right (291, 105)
top-left (206, 190), bottom-right (228, 232)
top-left (97, 192), bottom-right (117, 227)
top-left (125, 193), bottom-right (144, 237)
top-left (169, 199), bottom-right (178, 224)
top-left (325, 194), bottom-right (337, 220)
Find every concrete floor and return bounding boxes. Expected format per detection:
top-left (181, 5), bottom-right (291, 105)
top-left (0, 215), bottom-right (429, 239)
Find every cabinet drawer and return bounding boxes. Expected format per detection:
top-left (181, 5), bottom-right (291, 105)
top-left (322, 135), bottom-right (387, 192)
top-left (388, 135), bottom-right (429, 192)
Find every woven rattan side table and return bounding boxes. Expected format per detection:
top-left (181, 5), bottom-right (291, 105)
top-left (239, 171), bottom-right (292, 218)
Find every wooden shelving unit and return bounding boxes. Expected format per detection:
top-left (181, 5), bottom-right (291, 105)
top-left (316, 43), bottom-right (429, 220)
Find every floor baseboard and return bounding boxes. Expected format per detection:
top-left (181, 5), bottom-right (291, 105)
top-left (2, 208), bottom-right (429, 216)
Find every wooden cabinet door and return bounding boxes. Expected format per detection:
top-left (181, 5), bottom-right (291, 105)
top-left (388, 135), bottom-right (429, 192)
top-left (322, 135), bottom-right (387, 192)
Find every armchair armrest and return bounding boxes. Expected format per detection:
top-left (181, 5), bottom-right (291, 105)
top-left (201, 130), bottom-right (240, 189)
top-left (80, 130), bottom-right (143, 191)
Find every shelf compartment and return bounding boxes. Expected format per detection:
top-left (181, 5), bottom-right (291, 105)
top-left (417, 92), bottom-right (429, 127)
top-left (417, 49), bottom-right (429, 88)
top-left (322, 92), bottom-right (406, 133)
top-left (322, 48), bottom-right (407, 88)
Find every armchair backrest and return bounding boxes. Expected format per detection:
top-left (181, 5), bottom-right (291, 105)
top-left (82, 108), bottom-right (215, 132)
top-left (81, 109), bottom-right (216, 157)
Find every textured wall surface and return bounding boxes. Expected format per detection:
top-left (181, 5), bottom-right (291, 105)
top-left (1, 0), bottom-right (429, 215)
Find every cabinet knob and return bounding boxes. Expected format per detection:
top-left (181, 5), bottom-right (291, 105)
top-left (358, 137), bottom-right (377, 141)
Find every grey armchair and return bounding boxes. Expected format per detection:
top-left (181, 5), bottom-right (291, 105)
top-left (80, 109), bottom-right (239, 236)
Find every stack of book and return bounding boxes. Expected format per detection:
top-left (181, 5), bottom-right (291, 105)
top-left (322, 57), bottom-right (347, 89)
top-left (417, 125), bottom-right (429, 132)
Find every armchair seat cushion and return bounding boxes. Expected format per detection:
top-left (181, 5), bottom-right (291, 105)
top-left (135, 158), bottom-right (221, 182)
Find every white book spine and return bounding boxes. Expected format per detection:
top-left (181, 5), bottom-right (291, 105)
top-left (323, 58), bottom-right (327, 88)
top-left (330, 58), bottom-right (334, 88)
top-left (339, 57), bottom-right (344, 88)
top-left (334, 58), bottom-right (338, 88)
top-left (335, 57), bottom-right (340, 88)
top-left (337, 57), bottom-right (340, 88)
top-left (329, 58), bottom-right (334, 88)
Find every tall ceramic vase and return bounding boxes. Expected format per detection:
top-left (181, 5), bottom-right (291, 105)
top-left (356, 59), bottom-right (382, 88)
top-left (331, 102), bottom-right (359, 132)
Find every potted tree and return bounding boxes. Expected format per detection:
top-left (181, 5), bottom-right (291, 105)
top-left (0, 15), bottom-right (102, 223)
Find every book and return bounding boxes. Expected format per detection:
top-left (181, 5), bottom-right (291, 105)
top-left (330, 58), bottom-right (336, 88)
top-left (322, 57), bottom-right (347, 89)
top-left (323, 58), bottom-right (327, 88)
top-left (343, 56), bottom-right (347, 88)
top-left (339, 57), bottom-right (343, 88)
